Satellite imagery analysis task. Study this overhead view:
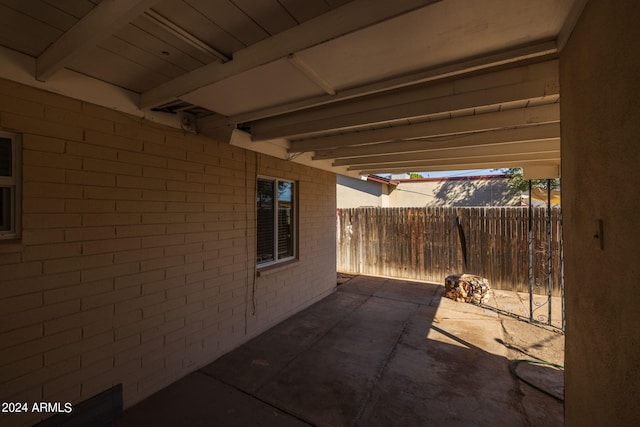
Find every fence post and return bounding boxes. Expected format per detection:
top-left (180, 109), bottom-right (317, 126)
top-left (528, 180), bottom-right (534, 322)
top-left (547, 180), bottom-right (552, 325)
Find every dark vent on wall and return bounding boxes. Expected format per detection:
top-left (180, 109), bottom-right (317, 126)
top-left (34, 384), bottom-right (122, 427)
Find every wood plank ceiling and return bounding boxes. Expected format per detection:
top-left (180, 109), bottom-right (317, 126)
top-left (0, 0), bottom-right (587, 178)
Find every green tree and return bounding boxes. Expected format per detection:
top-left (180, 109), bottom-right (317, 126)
top-left (408, 172), bottom-right (424, 179)
top-left (501, 168), bottom-right (560, 194)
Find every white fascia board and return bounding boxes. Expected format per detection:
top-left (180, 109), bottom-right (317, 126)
top-left (227, 129), bottom-right (356, 177)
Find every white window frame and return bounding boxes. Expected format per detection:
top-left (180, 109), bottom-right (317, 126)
top-left (0, 130), bottom-right (21, 240)
top-left (256, 176), bottom-right (296, 267)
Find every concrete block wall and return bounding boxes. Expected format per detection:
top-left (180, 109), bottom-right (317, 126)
top-left (0, 78), bottom-right (336, 426)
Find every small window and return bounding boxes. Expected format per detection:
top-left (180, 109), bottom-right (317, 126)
top-left (256, 177), bottom-right (296, 266)
top-left (0, 130), bottom-right (21, 239)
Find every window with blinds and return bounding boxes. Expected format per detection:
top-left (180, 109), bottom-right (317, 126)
top-left (256, 177), bottom-right (295, 266)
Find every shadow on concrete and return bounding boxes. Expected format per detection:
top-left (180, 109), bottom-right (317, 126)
top-left (110, 275), bottom-right (563, 427)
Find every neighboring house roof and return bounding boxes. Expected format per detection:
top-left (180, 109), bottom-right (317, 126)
top-left (364, 175), bottom-right (398, 186)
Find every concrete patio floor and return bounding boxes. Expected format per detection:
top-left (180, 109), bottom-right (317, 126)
top-left (110, 275), bottom-right (564, 426)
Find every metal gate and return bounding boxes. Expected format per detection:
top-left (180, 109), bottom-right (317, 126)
top-left (480, 181), bottom-right (564, 332)
top-left (526, 181), bottom-right (564, 331)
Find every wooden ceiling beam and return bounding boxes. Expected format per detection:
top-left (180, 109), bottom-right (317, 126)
top-left (251, 60), bottom-right (559, 140)
top-left (196, 40), bottom-right (557, 129)
top-left (37, 0), bottom-right (160, 81)
top-left (351, 154), bottom-right (560, 173)
top-left (313, 122), bottom-right (560, 160)
top-left (140, 0), bottom-right (441, 109)
top-left (299, 104), bottom-right (559, 154)
top-left (332, 138), bottom-right (560, 166)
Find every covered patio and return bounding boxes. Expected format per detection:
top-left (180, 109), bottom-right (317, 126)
top-left (0, 2), bottom-right (637, 426)
top-left (111, 275), bottom-right (564, 426)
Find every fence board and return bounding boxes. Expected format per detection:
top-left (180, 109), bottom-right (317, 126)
top-left (337, 207), bottom-right (563, 296)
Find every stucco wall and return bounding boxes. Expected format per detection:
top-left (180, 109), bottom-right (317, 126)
top-left (0, 79), bottom-right (336, 426)
top-left (337, 176), bottom-right (518, 208)
top-left (336, 175), bottom-right (387, 207)
top-left (560, 1), bottom-right (640, 426)
top-left (390, 178), bottom-right (518, 207)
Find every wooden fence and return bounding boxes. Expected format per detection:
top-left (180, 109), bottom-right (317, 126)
top-left (337, 207), bottom-right (563, 296)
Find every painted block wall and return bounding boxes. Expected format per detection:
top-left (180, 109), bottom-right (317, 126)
top-left (0, 79), bottom-right (336, 426)
top-left (560, 1), bottom-right (640, 425)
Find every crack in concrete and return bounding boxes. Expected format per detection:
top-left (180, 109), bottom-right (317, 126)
top-left (351, 304), bottom-right (419, 427)
top-left (199, 373), bottom-right (317, 426)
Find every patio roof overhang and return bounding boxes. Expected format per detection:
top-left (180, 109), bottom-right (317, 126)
top-left (0, 0), bottom-right (588, 178)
